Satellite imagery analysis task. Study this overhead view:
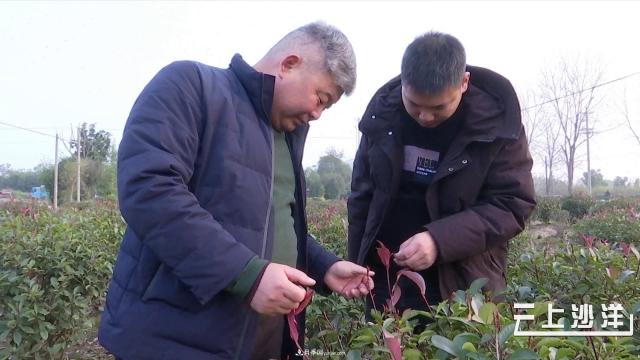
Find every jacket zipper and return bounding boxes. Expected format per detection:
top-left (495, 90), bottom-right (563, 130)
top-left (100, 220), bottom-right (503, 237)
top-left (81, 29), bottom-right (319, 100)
top-left (234, 129), bottom-right (275, 359)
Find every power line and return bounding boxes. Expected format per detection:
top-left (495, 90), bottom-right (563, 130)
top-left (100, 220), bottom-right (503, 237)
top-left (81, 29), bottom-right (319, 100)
top-left (522, 71), bottom-right (640, 112)
top-left (0, 120), bottom-right (74, 144)
top-left (0, 120), bottom-right (58, 139)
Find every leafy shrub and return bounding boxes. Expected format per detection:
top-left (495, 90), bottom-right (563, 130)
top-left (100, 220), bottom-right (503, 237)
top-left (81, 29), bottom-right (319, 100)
top-left (307, 198), bottom-right (348, 258)
top-left (531, 197), bottom-right (563, 224)
top-left (304, 201), bottom-right (640, 359)
top-left (0, 201), bottom-right (122, 359)
top-left (590, 197), bottom-right (640, 215)
top-left (574, 199), bottom-right (640, 246)
top-left (561, 194), bottom-right (594, 221)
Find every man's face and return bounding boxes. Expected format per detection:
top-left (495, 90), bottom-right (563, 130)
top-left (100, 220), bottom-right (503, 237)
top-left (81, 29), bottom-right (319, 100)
top-left (271, 56), bottom-right (342, 132)
top-left (401, 72), bottom-right (469, 128)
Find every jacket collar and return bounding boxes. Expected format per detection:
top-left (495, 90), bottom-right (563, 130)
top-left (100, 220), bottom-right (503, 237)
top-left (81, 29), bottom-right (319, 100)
top-left (229, 54), bottom-right (276, 125)
top-left (360, 66), bottom-right (521, 143)
top-left (228, 54), bottom-right (310, 165)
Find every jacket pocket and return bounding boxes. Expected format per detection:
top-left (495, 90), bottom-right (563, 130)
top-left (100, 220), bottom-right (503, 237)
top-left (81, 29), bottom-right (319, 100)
top-left (141, 264), bottom-right (205, 313)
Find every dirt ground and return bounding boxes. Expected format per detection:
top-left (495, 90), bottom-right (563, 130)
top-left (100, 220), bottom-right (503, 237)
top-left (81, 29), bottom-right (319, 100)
top-left (63, 328), bottom-right (113, 360)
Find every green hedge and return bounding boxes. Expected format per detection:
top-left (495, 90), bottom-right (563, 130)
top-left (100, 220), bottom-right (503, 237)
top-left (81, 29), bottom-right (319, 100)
top-left (0, 201), bottom-right (122, 359)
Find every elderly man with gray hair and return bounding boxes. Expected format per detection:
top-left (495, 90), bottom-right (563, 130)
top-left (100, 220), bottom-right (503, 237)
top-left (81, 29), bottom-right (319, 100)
top-left (99, 22), bottom-right (372, 360)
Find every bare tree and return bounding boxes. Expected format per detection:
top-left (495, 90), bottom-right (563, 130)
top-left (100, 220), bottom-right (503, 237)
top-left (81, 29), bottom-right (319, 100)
top-left (521, 91), bottom-right (544, 150)
top-left (522, 91), bottom-right (560, 195)
top-left (621, 88), bottom-right (640, 147)
top-left (541, 112), bottom-right (563, 195)
top-left (539, 56), bottom-right (604, 195)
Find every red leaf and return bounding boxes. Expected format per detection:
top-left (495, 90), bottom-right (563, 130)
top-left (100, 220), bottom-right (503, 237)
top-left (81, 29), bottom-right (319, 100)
top-left (287, 288), bottom-right (314, 359)
top-left (390, 283), bottom-right (401, 310)
top-left (382, 328), bottom-right (402, 360)
top-left (287, 313), bottom-right (302, 353)
top-left (580, 233), bottom-right (595, 249)
top-left (376, 240), bottom-right (392, 270)
top-left (397, 269), bottom-right (426, 296)
top-left (293, 288), bottom-right (314, 315)
top-left (397, 269), bottom-right (430, 308)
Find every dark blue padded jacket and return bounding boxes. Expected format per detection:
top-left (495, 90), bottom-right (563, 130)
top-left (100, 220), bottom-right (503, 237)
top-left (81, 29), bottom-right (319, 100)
top-left (98, 55), bottom-right (339, 360)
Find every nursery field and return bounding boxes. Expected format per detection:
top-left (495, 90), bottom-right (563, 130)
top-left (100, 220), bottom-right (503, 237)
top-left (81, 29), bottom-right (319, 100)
top-left (1, 196), bottom-right (639, 359)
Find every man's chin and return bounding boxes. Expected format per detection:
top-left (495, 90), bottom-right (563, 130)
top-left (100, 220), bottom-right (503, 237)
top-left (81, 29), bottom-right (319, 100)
top-left (417, 120), bottom-right (444, 128)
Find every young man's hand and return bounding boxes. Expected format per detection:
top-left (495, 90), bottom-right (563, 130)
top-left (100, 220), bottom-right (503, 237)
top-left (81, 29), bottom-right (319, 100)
top-left (394, 231), bottom-right (438, 271)
top-left (324, 261), bottom-right (374, 299)
top-left (249, 263), bottom-right (315, 315)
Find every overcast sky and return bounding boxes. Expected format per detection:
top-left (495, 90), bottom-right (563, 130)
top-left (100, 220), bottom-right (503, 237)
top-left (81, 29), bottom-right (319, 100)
top-left (1, 1), bottom-right (639, 182)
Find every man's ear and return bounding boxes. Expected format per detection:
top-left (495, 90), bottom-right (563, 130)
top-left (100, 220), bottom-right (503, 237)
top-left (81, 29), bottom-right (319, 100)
top-left (460, 72), bottom-right (470, 93)
top-left (279, 55), bottom-right (302, 77)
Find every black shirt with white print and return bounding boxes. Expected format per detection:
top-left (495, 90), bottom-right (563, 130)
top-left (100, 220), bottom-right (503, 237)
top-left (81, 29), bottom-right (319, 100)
top-left (372, 102), bottom-right (465, 310)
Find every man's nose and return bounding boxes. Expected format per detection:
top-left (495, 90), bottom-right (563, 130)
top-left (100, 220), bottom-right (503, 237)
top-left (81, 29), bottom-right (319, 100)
top-left (419, 111), bottom-right (435, 122)
top-left (310, 108), bottom-right (323, 121)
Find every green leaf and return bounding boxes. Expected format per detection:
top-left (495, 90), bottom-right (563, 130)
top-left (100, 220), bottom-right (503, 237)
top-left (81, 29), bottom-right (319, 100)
top-left (461, 341), bottom-right (477, 353)
top-left (536, 338), bottom-right (565, 349)
top-left (403, 348), bottom-right (424, 360)
top-left (517, 286), bottom-right (532, 300)
top-left (453, 333), bottom-right (481, 353)
top-left (431, 335), bottom-right (458, 356)
top-left (383, 317), bottom-right (394, 331)
top-left (466, 353), bottom-right (491, 360)
top-left (352, 334), bottom-right (375, 345)
top-left (532, 302), bottom-right (549, 318)
top-left (469, 278), bottom-right (489, 295)
top-left (479, 302), bottom-right (498, 324)
top-left (508, 349), bottom-right (540, 360)
top-left (453, 290), bottom-right (466, 304)
top-left (13, 331), bottom-right (22, 346)
top-left (346, 350), bottom-right (362, 360)
top-left (555, 347), bottom-right (576, 360)
top-left (480, 333), bottom-right (493, 344)
top-left (498, 323), bottom-right (516, 346)
top-left (50, 342), bottom-right (64, 354)
top-left (18, 325), bottom-right (35, 334)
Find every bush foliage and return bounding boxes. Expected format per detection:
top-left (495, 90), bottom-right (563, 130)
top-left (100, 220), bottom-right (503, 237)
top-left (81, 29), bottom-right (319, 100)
top-left (0, 201), bottom-right (122, 359)
top-left (2, 198), bottom-right (640, 359)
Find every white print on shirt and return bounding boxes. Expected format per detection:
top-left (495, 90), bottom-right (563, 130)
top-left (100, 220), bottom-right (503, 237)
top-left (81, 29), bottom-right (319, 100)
top-left (403, 145), bottom-right (440, 176)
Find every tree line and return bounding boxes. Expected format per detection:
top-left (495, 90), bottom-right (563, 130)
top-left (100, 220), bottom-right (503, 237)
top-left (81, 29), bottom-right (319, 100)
top-left (0, 123), bottom-right (117, 205)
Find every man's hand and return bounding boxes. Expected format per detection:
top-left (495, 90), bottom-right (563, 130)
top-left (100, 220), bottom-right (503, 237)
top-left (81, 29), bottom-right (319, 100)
top-left (394, 231), bottom-right (438, 271)
top-left (249, 263), bottom-right (316, 315)
top-left (324, 261), bottom-right (374, 299)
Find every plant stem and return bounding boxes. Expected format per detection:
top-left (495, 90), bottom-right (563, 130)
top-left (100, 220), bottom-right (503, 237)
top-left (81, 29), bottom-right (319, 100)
top-left (588, 336), bottom-right (600, 360)
top-left (322, 311), bottom-right (345, 352)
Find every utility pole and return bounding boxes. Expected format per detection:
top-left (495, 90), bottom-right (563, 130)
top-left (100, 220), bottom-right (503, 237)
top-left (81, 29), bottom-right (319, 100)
top-left (54, 133), bottom-right (59, 209)
top-left (544, 156), bottom-right (549, 195)
top-left (585, 112), bottom-right (592, 197)
top-left (76, 126), bottom-right (81, 202)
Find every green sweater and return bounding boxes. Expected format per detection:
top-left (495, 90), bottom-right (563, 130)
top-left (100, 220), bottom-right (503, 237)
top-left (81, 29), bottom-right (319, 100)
top-left (227, 130), bottom-right (298, 299)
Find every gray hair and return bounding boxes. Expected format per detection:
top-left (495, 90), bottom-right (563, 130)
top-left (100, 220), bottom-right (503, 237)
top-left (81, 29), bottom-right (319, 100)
top-left (401, 31), bottom-right (466, 94)
top-left (269, 21), bottom-right (357, 95)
